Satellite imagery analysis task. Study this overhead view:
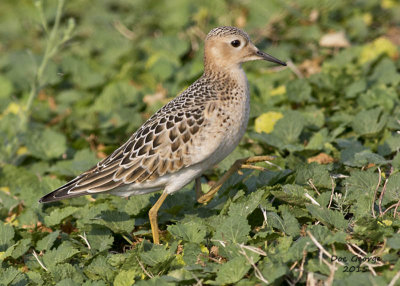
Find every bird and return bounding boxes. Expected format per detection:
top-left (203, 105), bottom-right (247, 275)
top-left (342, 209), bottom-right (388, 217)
top-left (39, 26), bottom-right (286, 244)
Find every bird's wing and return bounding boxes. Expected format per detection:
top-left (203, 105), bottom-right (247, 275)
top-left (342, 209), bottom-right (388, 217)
top-left (39, 101), bottom-right (223, 202)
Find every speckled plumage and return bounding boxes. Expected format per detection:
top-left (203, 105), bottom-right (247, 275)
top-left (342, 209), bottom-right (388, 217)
top-left (206, 26), bottom-right (250, 41)
top-left (39, 26), bottom-right (285, 204)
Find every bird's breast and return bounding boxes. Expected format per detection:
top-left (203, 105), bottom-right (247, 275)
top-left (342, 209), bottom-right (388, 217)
top-left (207, 77), bottom-right (250, 165)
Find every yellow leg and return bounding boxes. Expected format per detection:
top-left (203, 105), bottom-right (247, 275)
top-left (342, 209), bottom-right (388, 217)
top-left (148, 191), bottom-right (168, 244)
top-left (197, 156), bottom-right (275, 204)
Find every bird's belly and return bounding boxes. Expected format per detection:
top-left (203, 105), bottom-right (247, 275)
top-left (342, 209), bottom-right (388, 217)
top-left (111, 164), bottom-right (206, 196)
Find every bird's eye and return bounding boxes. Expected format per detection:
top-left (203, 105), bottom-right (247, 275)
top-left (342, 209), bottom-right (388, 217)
top-left (231, 40), bottom-right (241, 48)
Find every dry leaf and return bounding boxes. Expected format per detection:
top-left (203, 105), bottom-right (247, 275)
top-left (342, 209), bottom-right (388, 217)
top-left (299, 58), bottom-right (322, 76)
top-left (307, 153), bottom-right (335, 164)
top-left (319, 31), bottom-right (350, 48)
top-left (386, 26), bottom-right (400, 46)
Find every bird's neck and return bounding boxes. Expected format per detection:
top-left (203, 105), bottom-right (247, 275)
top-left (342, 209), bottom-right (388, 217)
top-left (203, 64), bottom-right (247, 89)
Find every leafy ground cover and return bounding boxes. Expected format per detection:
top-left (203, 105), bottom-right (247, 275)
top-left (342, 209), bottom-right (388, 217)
top-left (1, 0), bottom-right (400, 285)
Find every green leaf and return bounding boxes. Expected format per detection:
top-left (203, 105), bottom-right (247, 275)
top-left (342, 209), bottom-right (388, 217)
top-left (55, 278), bottom-right (79, 286)
top-left (358, 85), bottom-right (397, 111)
top-left (84, 255), bottom-right (115, 282)
top-left (50, 149), bottom-right (99, 177)
top-left (306, 205), bottom-right (348, 230)
top-left (309, 225), bottom-right (343, 244)
top-left (140, 244), bottom-right (172, 267)
top-left (228, 188), bottom-right (265, 217)
top-left (215, 256), bottom-right (250, 284)
top-left (51, 263), bottom-right (84, 284)
top-left (280, 206), bottom-right (301, 237)
top-left (182, 243), bottom-right (202, 265)
top-left (271, 184), bottom-right (309, 206)
top-left (76, 203), bottom-right (111, 227)
top-left (214, 215), bottom-right (251, 244)
top-left (353, 217), bottom-right (393, 242)
top-left (1, 164), bottom-right (45, 207)
top-left (61, 56), bottom-right (105, 89)
top-left (92, 80), bottom-right (141, 113)
top-left (167, 220), bottom-right (207, 243)
top-left (25, 128), bottom-right (67, 160)
top-left (266, 212), bottom-right (286, 232)
top-left (352, 108), bottom-right (387, 136)
top-left (295, 162), bottom-right (332, 188)
top-left (0, 75), bottom-right (13, 99)
top-left (0, 267), bottom-right (23, 286)
top-left (252, 111), bottom-right (305, 151)
top-left (167, 268), bottom-right (196, 282)
top-left (392, 153), bottom-right (400, 170)
top-left (36, 230), bottom-right (60, 251)
top-left (0, 222), bottom-right (15, 251)
top-left (94, 210), bottom-right (134, 234)
top-left (0, 77), bottom-right (13, 113)
top-left (44, 206), bottom-right (79, 227)
top-left (147, 56), bottom-right (176, 81)
top-left (0, 243), bottom-right (17, 261)
top-left (345, 170), bottom-right (378, 200)
top-left (305, 128), bottom-right (330, 150)
top-left (135, 277), bottom-right (173, 286)
top-left (286, 79), bottom-right (312, 103)
top-left (338, 139), bottom-right (368, 167)
top-left (113, 269), bottom-right (137, 286)
top-left (26, 271), bottom-right (43, 285)
top-left (0, 191), bottom-right (19, 211)
top-left (387, 234), bottom-right (400, 250)
top-left (384, 172), bottom-right (400, 202)
top-left (369, 58), bottom-right (400, 86)
top-left (11, 238), bottom-right (31, 259)
top-left (124, 193), bottom-right (152, 216)
top-left (378, 133), bottom-right (400, 156)
top-left (353, 150), bottom-right (387, 166)
top-left (42, 242), bottom-right (80, 269)
top-left (345, 79), bottom-right (366, 98)
top-left (86, 225), bottom-right (114, 252)
top-left (303, 108), bottom-right (325, 129)
top-left (274, 111), bottom-right (305, 144)
top-left (261, 262), bottom-right (289, 283)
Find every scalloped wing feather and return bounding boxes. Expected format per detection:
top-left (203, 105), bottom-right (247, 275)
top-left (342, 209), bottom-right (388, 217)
top-left (39, 102), bottom-right (223, 203)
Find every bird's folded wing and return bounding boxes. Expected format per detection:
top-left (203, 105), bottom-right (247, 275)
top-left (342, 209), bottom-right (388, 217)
top-left (40, 102), bottom-right (224, 202)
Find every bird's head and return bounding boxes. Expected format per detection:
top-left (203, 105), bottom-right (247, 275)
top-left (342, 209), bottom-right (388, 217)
top-left (204, 26), bottom-right (286, 71)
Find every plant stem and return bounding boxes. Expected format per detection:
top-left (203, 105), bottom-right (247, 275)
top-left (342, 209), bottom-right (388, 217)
top-left (24, 0), bottom-right (65, 120)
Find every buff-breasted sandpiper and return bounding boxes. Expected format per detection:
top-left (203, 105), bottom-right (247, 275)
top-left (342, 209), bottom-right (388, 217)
top-left (39, 26), bottom-right (286, 244)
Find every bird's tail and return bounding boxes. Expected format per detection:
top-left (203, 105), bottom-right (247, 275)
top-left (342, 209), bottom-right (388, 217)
top-left (39, 176), bottom-right (88, 203)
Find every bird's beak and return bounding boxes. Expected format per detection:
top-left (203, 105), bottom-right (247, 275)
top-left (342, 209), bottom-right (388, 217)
top-left (255, 50), bottom-right (286, 66)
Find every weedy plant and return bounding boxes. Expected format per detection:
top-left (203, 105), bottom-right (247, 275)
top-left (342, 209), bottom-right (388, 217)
top-left (1, 0), bottom-right (74, 165)
top-left (0, 0), bottom-right (400, 285)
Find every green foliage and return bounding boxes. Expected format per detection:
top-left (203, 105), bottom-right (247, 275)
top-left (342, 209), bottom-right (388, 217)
top-left (0, 0), bottom-right (399, 285)
top-left (36, 230), bottom-right (60, 251)
top-left (352, 108), bottom-right (387, 136)
top-left (214, 214), bottom-right (251, 244)
top-left (0, 222), bottom-right (15, 251)
top-left (42, 242), bottom-right (80, 269)
top-left (214, 256), bottom-right (250, 284)
top-left (44, 206), bottom-right (79, 227)
top-left (286, 79), bottom-right (312, 103)
top-left (167, 220), bottom-right (207, 243)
